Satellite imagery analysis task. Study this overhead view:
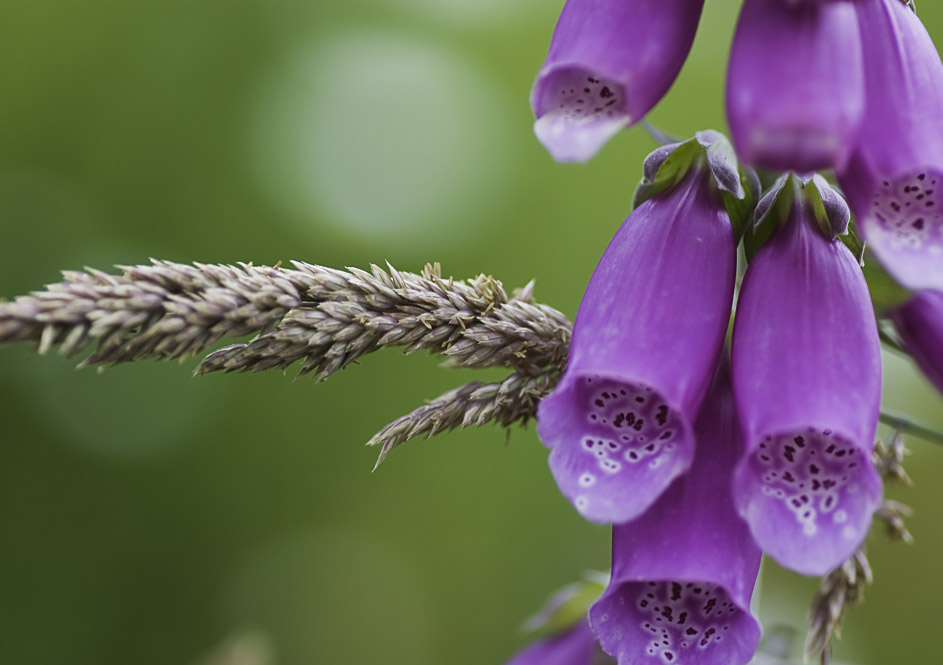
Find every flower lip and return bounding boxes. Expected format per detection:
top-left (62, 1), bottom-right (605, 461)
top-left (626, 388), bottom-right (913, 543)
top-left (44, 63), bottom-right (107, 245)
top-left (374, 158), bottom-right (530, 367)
top-left (733, 425), bottom-right (882, 577)
top-left (531, 64), bottom-right (632, 162)
top-left (539, 369), bottom-right (695, 525)
top-left (591, 579), bottom-right (759, 665)
top-left (862, 168), bottom-right (943, 282)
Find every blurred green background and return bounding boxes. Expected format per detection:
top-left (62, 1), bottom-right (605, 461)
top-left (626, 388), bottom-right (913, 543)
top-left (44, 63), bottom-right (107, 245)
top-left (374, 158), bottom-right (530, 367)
top-left (1, 1), bottom-right (941, 664)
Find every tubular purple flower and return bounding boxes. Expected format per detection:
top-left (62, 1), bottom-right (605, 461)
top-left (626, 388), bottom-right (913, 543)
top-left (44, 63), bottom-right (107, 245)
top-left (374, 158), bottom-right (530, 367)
top-left (726, 0), bottom-right (863, 172)
top-left (589, 361), bottom-right (762, 665)
top-left (506, 620), bottom-right (601, 665)
top-left (732, 179), bottom-right (882, 577)
top-left (890, 290), bottom-right (943, 395)
top-left (530, 0), bottom-right (705, 162)
top-left (838, 0), bottom-right (943, 291)
top-left (537, 157), bottom-right (738, 524)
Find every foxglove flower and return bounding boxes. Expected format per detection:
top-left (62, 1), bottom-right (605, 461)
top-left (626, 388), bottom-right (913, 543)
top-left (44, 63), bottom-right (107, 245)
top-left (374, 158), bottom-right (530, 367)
top-left (506, 620), bottom-right (602, 665)
top-left (726, 0), bottom-right (863, 172)
top-left (530, 0), bottom-right (705, 162)
top-left (839, 0), bottom-right (943, 291)
top-left (537, 135), bottom-right (740, 524)
top-left (732, 176), bottom-right (882, 576)
top-left (589, 360), bottom-right (762, 665)
top-left (890, 290), bottom-right (943, 395)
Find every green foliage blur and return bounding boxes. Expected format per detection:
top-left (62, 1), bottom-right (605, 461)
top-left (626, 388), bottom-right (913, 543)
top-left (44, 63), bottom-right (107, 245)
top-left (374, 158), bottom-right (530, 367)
top-left (1, 1), bottom-right (941, 664)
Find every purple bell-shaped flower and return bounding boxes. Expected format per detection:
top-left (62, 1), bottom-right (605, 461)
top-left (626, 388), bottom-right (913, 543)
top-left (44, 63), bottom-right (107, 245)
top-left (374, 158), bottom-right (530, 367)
top-left (890, 290), bottom-right (943, 396)
top-left (732, 176), bottom-right (883, 576)
top-left (537, 135), bottom-right (743, 524)
top-left (530, 0), bottom-right (705, 162)
top-left (589, 359), bottom-right (762, 665)
top-left (505, 620), bottom-right (602, 665)
top-left (726, 0), bottom-right (863, 172)
top-left (839, 0), bottom-right (943, 291)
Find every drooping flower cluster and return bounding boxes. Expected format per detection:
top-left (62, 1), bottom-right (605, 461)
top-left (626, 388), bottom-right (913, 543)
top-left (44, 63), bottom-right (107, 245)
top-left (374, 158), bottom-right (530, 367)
top-left (521, 1), bottom-right (943, 664)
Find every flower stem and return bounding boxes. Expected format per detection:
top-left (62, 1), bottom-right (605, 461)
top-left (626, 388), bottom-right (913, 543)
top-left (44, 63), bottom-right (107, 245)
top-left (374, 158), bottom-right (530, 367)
top-left (640, 118), bottom-right (680, 146)
top-left (879, 411), bottom-right (943, 445)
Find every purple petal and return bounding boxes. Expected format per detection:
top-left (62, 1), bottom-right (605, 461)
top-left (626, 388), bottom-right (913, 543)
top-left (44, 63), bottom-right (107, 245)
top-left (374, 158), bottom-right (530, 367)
top-left (838, 0), bottom-right (943, 290)
top-left (530, 0), bottom-right (705, 162)
top-left (506, 620), bottom-right (600, 665)
top-left (891, 290), bottom-right (943, 395)
top-left (732, 198), bottom-right (882, 576)
top-left (727, 0), bottom-right (863, 172)
top-left (537, 170), bottom-right (737, 524)
top-left (589, 361), bottom-right (762, 665)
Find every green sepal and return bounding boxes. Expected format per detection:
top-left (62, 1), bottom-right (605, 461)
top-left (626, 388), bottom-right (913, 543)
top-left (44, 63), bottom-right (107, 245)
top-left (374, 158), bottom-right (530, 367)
top-left (633, 130), bottom-right (758, 240)
top-left (722, 162), bottom-right (760, 241)
top-left (806, 174), bottom-right (851, 239)
top-left (840, 217), bottom-right (866, 265)
top-left (745, 173), bottom-right (793, 261)
top-left (633, 138), bottom-right (700, 209)
top-left (745, 174), bottom-right (852, 261)
top-left (522, 571), bottom-right (608, 637)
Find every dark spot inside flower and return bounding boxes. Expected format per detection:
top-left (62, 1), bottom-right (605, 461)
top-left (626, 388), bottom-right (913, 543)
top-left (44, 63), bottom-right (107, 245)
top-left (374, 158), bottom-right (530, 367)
top-left (686, 627), bottom-right (698, 636)
top-left (783, 445), bottom-right (796, 463)
top-left (704, 598), bottom-right (716, 614)
top-left (678, 611), bottom-right (688, 625)
top-left (635, 396), bottom-right (645, 403)
top-left (660, 431), bottom-right (673, 440)
top-left (918, 173), bottom-right (926, 180)
top-left (671, 583), bottom-right (682, 601)
top-left (826, 443), bottom-right (836, 454)
top-left (633, 419), bottom-right (644, 431)
top-left (665, 652), bottom-right (674, 661)
top-left (595, 399), bottom-right (604, 408)
top-left (662, 607), bottom-right (674, 621)
top-left (809, 464), bottom-right (820, 474)
top-left (913, 218), bottom-right (925, 229)
top-left (794, 435), bottom-right (805, 447)
top-left (656, 405), bottom-right (668, 426)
